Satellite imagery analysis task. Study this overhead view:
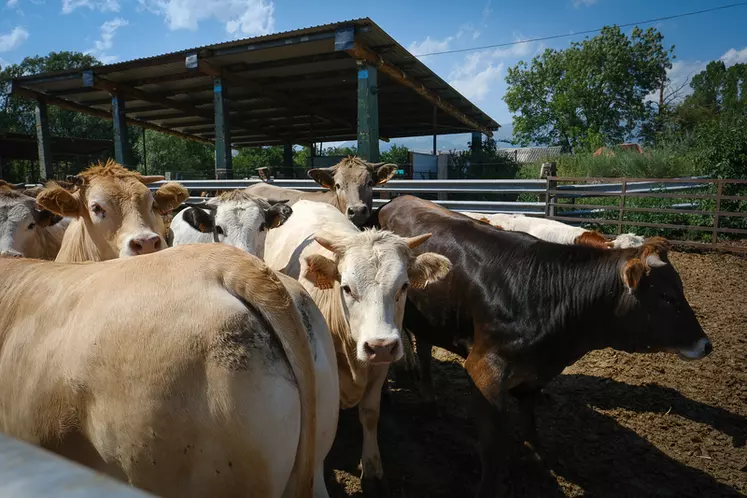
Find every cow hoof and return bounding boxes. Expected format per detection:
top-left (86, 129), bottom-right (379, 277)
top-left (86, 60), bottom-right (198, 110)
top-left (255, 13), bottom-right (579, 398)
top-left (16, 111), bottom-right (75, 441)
top-left (361, 474), bottom-right (389, 498)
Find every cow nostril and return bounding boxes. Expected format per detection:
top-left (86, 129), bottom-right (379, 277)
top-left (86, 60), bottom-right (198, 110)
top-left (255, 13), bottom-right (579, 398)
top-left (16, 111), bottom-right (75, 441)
top-left (347, 207), bottom-right (355, 217)
top-left (129, 240), bottom-right (143, 253)
top-left (154, 238), bottom-right (162, 250)
top-left (364, 342), bottom-right (375, 356)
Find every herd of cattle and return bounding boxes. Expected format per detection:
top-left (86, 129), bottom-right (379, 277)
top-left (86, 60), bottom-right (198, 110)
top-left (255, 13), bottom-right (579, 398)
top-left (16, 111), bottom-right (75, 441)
top-left (0, 157), bottom-right (713, 498)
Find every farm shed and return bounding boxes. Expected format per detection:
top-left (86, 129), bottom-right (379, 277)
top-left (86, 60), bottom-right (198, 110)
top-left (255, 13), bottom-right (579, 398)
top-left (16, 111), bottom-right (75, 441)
top-left (8, 18), bottom-right (500, 179)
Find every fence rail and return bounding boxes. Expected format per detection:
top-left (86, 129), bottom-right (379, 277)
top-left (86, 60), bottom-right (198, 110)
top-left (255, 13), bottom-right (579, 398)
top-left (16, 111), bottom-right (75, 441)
top-left (23, 175), bottom-right (744, 252)
top-left (0, 433), bottom-right (153, 497)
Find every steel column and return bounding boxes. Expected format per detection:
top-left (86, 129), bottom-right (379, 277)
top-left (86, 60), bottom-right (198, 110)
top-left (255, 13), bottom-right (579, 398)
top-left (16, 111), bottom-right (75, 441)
top-left (284, 142), bottom-right (294, 168)
top-left (34, 99), bottom-right (53, 180)
top-left (356, 61), bottom-right (379, 162)
top-left (213, 77), bottom-right (233, 179)
top-left (471, 132), bottom-right (482, 154)
top-left (111, 93), bottom-right (130, 166)
top-left (432, 106), bottom-right (438, 155)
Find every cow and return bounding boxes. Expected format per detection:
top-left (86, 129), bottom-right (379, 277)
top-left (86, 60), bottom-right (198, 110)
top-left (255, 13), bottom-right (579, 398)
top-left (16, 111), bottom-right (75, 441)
top-left (169, 190), bottom-right (293, 259)
top-left (246, 156), bottom-right (398, 227)
top-left (461, 211), bottom-right (645, 249)
top-left (0, 189), bottom-right (69, 259)
top-left (0, 243), bottom-right (339, 498)
top-left (378, 195), bottom-right (712, 498)
top-left (34, 160), bottom-right (189, 262)
top-left (264, 200), bottom-right (451, 495)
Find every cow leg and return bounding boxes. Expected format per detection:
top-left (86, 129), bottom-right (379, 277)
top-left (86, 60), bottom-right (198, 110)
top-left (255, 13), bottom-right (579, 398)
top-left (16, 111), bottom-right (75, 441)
top-left (359, 364), bottom-right (390, 498)
top-left (465, 347), bottom-right (509, 498)
top-left (415, 338), bottom-right (436, 404)
top-left (512, 386), bottom-right (542, 462)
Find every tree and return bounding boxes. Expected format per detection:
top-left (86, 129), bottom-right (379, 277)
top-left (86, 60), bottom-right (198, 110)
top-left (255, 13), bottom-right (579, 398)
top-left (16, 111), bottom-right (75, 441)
top-left (504, 26), bottom-right (673, 152)
top-left (381, 143), bottom-right (409, 165)
top-left (136, 130), bottom-right (215, 179)
top-left (447, 137), bottom-right (519, 180)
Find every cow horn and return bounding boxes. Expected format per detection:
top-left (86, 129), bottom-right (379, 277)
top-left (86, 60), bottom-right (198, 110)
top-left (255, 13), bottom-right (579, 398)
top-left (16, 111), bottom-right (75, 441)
top-left (405, 233), bottom-right (432, 249)
top-left (645, 253), bottom-right (667, 268)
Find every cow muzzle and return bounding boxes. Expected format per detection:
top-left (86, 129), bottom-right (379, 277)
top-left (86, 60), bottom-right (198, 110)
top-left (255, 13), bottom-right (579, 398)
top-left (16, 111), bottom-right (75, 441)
top-left (0, 249), bottom-right (23, 258)
top-left (346, 205), bottom-right (370, 226)
top-left (677, 337), bottom-right (713, 360)
top-left (122, 232), bottom-right (164, 257)
top-left (361, 337), bottom-right (402, 364)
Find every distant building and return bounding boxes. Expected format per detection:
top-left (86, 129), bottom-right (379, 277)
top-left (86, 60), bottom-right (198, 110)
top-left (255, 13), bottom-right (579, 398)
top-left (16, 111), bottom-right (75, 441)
top-left (496, 146), bottom-right (564, 164)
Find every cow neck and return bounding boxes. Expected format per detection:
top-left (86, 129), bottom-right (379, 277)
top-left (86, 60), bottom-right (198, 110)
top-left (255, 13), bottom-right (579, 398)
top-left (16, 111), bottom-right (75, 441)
top-left (55, 217), bottom-right (111, 262)
top-left (30, 223), bottom-right (65, 260)
top-left (310, 282), bottom-right (368, 408)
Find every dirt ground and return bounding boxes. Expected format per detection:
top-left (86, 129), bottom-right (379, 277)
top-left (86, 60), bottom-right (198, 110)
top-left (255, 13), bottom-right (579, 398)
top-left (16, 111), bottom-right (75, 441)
top-left (324, 251), bottom-right (747, 498)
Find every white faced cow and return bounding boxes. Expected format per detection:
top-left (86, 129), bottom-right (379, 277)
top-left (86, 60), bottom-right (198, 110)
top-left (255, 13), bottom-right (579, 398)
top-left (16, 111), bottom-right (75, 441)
top-left (34, 160), bottom-right (189, 262)
top-left (264, 200), bottom-right (451, 495)
top-left (0, 188), bottom-right (68, 259)
top-left (246, 156), bottom-right (398, 227)
top-left (169, 190), bottom-right (293, 259)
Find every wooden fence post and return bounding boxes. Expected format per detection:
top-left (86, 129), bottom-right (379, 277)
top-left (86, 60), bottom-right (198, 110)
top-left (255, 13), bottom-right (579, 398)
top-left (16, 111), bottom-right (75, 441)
top-left (617, 179), bottom-right (628, 235)
top-left (541, 162), bottom-right (557, 218)
top-left (713, 180), bottom-right (723, 245)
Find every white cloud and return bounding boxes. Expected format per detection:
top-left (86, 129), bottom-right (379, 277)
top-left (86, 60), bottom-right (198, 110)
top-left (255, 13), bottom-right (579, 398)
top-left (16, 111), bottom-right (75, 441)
top-left (140, 0), bottom-right (274, 36)
top-left (721, 46), bottom-right (747, 66)
top-left (7, 0), bottom-right (19, 7)
top-left (0, 56), bottom-right (9, 69)
top-left (62, 0), bottom-right (119, 14)
top-left (88, 18), bottom-right (128, 64)
top-left (572, 0), bottom-right (597, 7)
top-left (408, 36), bottom-right (453, 56)
top-left (450, 62), bottom-right (504, 101)
top-left (0, 27), bottom-right (29, 52)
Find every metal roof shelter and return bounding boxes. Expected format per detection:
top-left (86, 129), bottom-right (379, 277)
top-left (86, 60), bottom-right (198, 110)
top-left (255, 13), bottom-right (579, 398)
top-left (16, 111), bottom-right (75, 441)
top-left (9, 18), bottom-right (500, 179)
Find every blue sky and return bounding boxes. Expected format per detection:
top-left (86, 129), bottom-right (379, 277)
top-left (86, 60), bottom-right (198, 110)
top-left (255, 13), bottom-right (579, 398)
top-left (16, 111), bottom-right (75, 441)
top-left (1, 0), bottom-right (746, 151)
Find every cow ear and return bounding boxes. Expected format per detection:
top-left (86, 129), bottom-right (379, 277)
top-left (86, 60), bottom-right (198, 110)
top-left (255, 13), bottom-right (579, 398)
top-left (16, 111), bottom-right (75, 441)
top-left (374, 163), bottom-right (398, 185)
top-left (304, 254), bottom-right (339, 290)
top-left (32, 209), bottom-right (63, 228)
top-left (36, 185), bottom-right (81, 218)
top-left (182, 207), bottom-right (215, 234)
top-left (308, 168), bottom-right (335, 190)
top-left (265, 203), bottom-right (293, 229)
top-left (139, 175), bottom-right (166, 185)
top-left (409, 252), bottom-right (451, 290)
top-left (153, 182), bottom-right (189, 213)
top-left (621, 259), bottom-right (646, 294)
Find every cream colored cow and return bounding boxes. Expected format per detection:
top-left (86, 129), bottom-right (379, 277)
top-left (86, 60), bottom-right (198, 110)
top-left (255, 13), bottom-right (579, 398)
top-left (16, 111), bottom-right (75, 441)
top-left (0, 189), bottom-right (69, 259)
top-left (264, 200), bottom-right (451, 495)
top-left (35, 160), bottom-right (188, 262)
top-left (0, 243), bottom-right (339, 498)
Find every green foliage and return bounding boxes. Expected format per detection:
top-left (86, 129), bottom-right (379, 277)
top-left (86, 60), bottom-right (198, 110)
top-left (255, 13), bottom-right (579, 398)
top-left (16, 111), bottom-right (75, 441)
top-left (688, 113), bottom-right (747, 180)
top-left (322, 145), bottom-right (357, 156)
top-left (380, 144), bottom-right (409, 165)
top-left (504, 26), bottom-right (673, 151)
top-left (136, 130), bottom-right (215, 179)
top-left (546, 149), bottom-right (697, 178)
top-left (448, 137), bottom-right (519, 180)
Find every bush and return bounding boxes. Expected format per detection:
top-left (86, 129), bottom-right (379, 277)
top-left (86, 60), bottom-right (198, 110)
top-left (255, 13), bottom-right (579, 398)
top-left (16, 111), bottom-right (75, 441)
top-left (543, 149), bottom-right (697, 179)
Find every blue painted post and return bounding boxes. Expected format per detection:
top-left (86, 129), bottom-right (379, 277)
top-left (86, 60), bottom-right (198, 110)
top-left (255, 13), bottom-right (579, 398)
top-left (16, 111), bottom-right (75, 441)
top-left (214, 77), bottom-right (233, 180)
top-left (356, 61), bottom-right (379, 162)
top-left (111, 94), bottom-right (130, 166)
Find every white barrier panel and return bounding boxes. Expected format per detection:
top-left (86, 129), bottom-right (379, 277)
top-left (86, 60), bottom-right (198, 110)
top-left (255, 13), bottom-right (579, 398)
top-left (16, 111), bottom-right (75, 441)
top-left (0, 434), bottom-right (154, 497)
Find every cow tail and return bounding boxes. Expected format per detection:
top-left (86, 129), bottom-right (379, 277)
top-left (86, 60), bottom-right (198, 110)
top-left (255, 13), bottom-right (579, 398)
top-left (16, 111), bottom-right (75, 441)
top-left (220, 251), bottom-right (316, 498)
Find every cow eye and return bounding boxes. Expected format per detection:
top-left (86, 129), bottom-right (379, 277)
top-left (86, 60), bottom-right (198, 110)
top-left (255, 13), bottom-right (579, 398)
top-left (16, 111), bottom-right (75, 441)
top-left (27, 222), bottom-right (35, 230)
top-left (334, 183), bottom-right (341, 190)
top-left (91, 204), bottom-right (105, 218)
top-left (259, 222), bottom-right (266, 232)
top-left (367, 180), bottom-right (374, 187)
top-left (215, 226), bottom-right (224, 236)
top-left (342, 284), bottom-right (352, 295)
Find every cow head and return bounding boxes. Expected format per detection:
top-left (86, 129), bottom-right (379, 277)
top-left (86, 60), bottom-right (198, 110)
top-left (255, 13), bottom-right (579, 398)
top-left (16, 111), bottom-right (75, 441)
top-left (616, 237), bottom-right (712, 360)
top-left (307, 156), bottom-right (397, 227)
top-left (0, 189), bottom-right (64, 259)
top-left (181, 190), bottom-right (292, 259)
top-left (35, 160), bottom-right (188, 260)
top-left (303, 229), bottom-right (451, 364)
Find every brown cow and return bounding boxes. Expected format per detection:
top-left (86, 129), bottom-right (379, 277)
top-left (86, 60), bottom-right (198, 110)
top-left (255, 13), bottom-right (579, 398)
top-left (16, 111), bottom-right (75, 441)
top-left (246, 156), bottom-right (397, 227)
top-left (35, 160), bottom-right (188, 262)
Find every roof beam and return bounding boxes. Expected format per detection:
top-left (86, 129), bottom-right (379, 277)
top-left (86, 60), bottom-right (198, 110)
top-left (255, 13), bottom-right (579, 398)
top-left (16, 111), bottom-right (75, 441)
top-left (192, 57), bottom-right (355, 133)
top-left (9, 84), bottom-right (214, 145)
top-left (343, 41), bottom-right (494, 137)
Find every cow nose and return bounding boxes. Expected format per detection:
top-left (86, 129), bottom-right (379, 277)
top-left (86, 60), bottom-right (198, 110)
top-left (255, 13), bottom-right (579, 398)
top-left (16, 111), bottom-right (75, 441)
top-left (129, 234), bottom-right (162, 255)
top-left (346, 205), bottom-right (369, 224)
top-left (363, 338), bottom-right (399, 364)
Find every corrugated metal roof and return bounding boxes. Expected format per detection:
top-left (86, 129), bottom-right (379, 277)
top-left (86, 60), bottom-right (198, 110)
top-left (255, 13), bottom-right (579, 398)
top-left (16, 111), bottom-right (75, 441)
top-left (10, 18), bottom-right (500, 148)
top-left (498, 146), bottom-right (563, 164)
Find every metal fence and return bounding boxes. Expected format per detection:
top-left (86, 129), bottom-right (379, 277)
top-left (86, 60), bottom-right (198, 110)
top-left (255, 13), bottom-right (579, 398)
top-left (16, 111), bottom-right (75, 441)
top-left (0, 434), bottom-right (153, 497)
top-left (143, 176), bottom-right (745, 253)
